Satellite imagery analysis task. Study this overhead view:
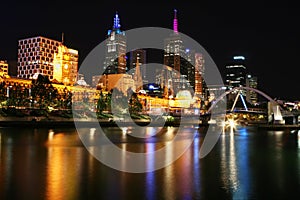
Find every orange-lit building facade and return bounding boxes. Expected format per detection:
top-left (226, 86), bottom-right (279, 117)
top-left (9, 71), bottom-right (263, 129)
top-left (194, 53), bottom-right (205, 96)
top-left (17, 36), bottom-right (78, 85)
top-left (0, 60), bottom-right (9, 77)
top-left (98, 74), bottom-right (135, 95)
top-left (1, 77), bottom-right (98, 104)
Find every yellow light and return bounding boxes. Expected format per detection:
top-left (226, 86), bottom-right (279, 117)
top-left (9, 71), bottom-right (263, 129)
top-left (227, 119), bottom-right (237, 134)
top-left (228, 119), bottom-right (236, 128)
top-left (221, 118), bottom-right (238, 134)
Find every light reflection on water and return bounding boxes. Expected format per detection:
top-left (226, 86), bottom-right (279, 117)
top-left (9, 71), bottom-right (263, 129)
top-left (298, 131), bottom-right (300, 149)
top-left (0, 126), bottom-right (299, 199)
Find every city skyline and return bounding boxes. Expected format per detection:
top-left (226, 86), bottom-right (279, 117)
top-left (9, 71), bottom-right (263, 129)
top-left (1, 1), bottom-right (299, 100)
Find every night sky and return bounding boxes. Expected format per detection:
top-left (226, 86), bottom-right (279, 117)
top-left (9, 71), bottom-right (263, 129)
top-left (1, 1), bottom-right (300, 101)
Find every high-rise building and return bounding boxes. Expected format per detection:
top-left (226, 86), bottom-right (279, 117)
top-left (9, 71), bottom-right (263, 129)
top-left (246, 74), bottom-right (258, 104)
top-left (0, 60), bottom-right (9, 78)
top-left (194, 53), bottom-right (205, 96)
top-left (17, 36), bottom-right (78, 85)
top-left (225, 56), bottom-right (246, 89)
top-left (163, 9), bottom-right (187, 94)
top-left (184, 48), bottom-right (195, 91)
top-left (103, 12), bottom-right (126, 74)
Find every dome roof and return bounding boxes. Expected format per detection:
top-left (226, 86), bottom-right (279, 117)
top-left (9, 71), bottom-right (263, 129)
top-left (176, 90), bottom-right (193, 100)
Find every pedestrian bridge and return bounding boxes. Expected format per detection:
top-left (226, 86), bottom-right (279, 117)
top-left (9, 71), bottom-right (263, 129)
top-left (207, 86), bottom-right (297, 125)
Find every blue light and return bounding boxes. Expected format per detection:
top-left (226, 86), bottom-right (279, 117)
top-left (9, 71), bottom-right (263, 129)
top-left (233, 56), bottom-right (245, 60)
top-left (107, 30), bottom-right (111, 35)
top-left (113, 12), bottom-right (121, 29)
top-left (186, 48), bottom-right (190, 53)
top-left (149, 85), bottom-right (154, 89)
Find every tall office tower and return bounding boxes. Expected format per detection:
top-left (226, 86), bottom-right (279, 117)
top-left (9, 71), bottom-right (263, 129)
top-left (163, 9), bottom-right (186, 94)
top-left (225, 56), bottom-right (246, 89)
top-left (246, 74), bottom-right (258, 104)
top-left (194, 53), bottom-right (205, 96)
top-left (128, 49), bottom-right (146, 83)
top-left (17, 36), bottom-right (78, 85)
top-left (0, 60), bottom-right (9, 77)
top-left (103, 12), bottom-right (126, 74)
top-left (184, 48), bottom-right (195, 91)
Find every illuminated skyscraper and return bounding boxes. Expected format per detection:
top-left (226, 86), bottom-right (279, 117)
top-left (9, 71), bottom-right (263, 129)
top-left (184, 48), bottom-right (195, 91)
top-left (225, 56), bottom-right (246, 88)
top-left (246, 74), bottom-right (258, 104)
top-left (17, 36), bottom-right (78, 85)
top-left (194, 53), bottom-right (205, 96)
top-left (225, 56), bottom-right (247, 102)
top-left (103, 12), bottom-right (126, 74)
top-left (163, 9), bottom-right (186, 94)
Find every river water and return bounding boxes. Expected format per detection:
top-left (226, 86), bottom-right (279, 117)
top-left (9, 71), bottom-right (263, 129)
top-left (0, 125), bottom-right (299, 199)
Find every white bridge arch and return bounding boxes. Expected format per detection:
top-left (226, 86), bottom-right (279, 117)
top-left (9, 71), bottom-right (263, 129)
top-left (207, 86), bottom-right (279, 113)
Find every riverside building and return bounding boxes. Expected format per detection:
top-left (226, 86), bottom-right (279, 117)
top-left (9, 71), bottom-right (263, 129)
top-left (17, 35), bottom-right (78, 85)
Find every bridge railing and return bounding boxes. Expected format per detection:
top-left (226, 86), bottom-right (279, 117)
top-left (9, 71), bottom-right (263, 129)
top-left (230, 107), bottom-right (267, 112)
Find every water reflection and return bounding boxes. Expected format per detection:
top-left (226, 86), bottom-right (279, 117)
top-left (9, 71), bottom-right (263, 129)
top-left (145, 142), bottom-right (156, 200)
top-left (220, 131), bottom-right (238, 192)
top-left (0, 127), bottom-right (299, 199)
top-left (298, 131), bottom-right (300, 149)
top-left (233, 128), bottom-right (252, 199)
top-left (193, 134), bottom-right (201, 198)
top-left (0, 132), bottom-right (13, 198)
top-left (46, 130), bottom-right (83, 200)
top-left (79, 126), bottom-right (196, 173)
top-left (48, 129), bottom-right (54, 140)
top-left (220, 127), bottom-right (252, 198)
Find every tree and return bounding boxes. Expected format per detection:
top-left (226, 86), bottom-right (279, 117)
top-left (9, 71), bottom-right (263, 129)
top-left (105, 91), bottom-right (112, 112)
top-left (129, 92), bottom-right (142, 115)
top-left (31, 74), bottom-right (58, 109)
top-left (96, 92), bottom-right (106, 115)
top-left (0, 82), bottom-right (6, 102)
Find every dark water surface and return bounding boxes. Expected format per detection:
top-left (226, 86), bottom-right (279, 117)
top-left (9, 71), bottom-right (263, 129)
top-left (0, 126), bottom-right (299, 199)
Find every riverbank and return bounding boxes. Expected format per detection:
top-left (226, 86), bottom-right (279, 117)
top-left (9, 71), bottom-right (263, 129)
top-left (0, 116), bottom-right (186, 128)
top-left (2, 116), bottom-right (299, 131)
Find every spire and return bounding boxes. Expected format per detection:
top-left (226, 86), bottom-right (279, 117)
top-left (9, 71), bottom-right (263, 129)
top-left (134, 57), bottom-right (143, 92)
top-left (173, 9), bottom-right (178, 33)
top-left (113, 11), bottom-right (121, 30)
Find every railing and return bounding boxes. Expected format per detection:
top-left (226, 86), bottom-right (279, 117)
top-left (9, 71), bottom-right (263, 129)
top-left (228, 107), bottom-right (267, 113)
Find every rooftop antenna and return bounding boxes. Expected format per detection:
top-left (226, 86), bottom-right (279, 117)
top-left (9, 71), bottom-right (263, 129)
top-left (61, 32), bottom-right (64, 44)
